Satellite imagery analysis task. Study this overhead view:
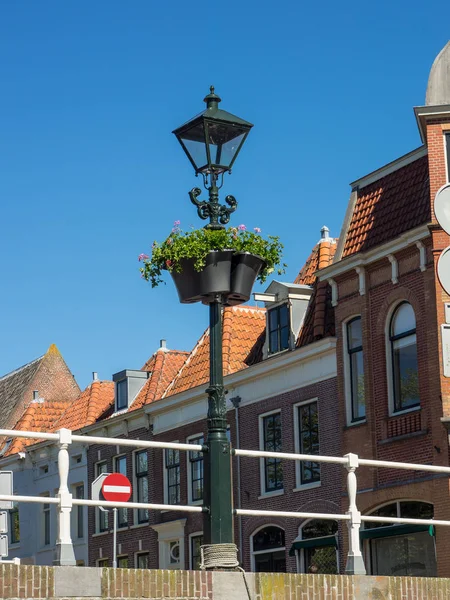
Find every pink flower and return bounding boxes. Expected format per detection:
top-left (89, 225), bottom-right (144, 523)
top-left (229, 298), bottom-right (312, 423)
top-left (174, 220), bottom-right (181, 226)
top-left (138, 253), bottom-right (149, 262)
top-left (238, 224), bottom-right (246, 231)
top-left (166, 259), bottom-right (172, 268)
top-left (254, 227), bottom-right (261, 234)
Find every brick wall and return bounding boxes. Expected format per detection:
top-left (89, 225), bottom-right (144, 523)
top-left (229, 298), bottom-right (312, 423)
top-left (2, 564), bottom-right (450, 599)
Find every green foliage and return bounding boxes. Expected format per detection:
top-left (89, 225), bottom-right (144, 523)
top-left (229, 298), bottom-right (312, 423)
top-left (139, 223), bottom-right (286, 288)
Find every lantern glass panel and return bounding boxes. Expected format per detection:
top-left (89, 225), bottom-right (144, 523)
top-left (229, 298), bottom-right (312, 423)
top-left (206, 123), bottom-right (247, 169)
top-left (179, 121), bottom-right (207, 171)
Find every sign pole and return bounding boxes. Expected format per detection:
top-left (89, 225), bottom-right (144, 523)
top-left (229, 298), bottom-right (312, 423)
top-left (112, 508), bottom-right (117, 569)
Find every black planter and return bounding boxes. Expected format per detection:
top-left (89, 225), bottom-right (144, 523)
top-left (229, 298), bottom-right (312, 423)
top-left (170, 250), bottom-right (265, 305)
top-left (227, 252), bottom-right (266, 306)
top-left (170, 250), bottom-right (234, 304)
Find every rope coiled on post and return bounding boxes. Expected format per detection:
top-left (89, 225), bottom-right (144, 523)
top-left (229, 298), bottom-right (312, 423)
top-left (200, 543), bottom-right (240, 569)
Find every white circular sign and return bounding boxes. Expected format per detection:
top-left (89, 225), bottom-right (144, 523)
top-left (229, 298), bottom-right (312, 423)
top-left (434, 184), bottom-right (450, 235)
top-left (437, 246), bottom-right (450, 295)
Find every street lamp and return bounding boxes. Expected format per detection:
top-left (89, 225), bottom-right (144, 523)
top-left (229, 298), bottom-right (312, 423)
top-left (173, 88), bottom-right (253, 559)
top-left (173, 86), bottom-right (253, 229)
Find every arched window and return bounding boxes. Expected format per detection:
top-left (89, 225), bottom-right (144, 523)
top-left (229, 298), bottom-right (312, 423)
top-left (251, 526), bottom-right (286, 573)
top-left (346, 317), bottom-right (365, 422)
top-left (389, 302), bottom-right (419, 412)
top-left (290, 519), bottom-right (338, 574)
top-left (362, 501), bottom-right (436, 577)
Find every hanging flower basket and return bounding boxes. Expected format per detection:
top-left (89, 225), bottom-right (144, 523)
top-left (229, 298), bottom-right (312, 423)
top-left (139, 222), bottom-right (286, 305)
top-left (171, 250), bottom-right (234, 304)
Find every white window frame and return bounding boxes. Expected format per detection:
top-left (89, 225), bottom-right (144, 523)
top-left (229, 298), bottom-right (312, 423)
top-left (115, 379), bottom-right (128, 412)
top-left (135, 551), bottom-right (150, 569)
top-left (41, 492), bottom-right (51, 547)
top-left (264, 301), bottom-right (293, 357)
top-left (189, 530), bottom-right (204, 570)
top-left (71, 482), bottom-right (85, 540)
top-left (163, 441), bottom-right (180, 506)
top-left (258, 409), bottom-right (284, 498)
top-left (250, 523), bottom-right (286, 572)
top-left (293, 398), bottom-right (321, 491)
top-left (295, 519), bottom-right (339, 574)
top-left (342, 315), bottom-right (366, 426)
top-left (385, 302), bottom-right (420, 416)
top-left (94, 460), bottom-right (109, 533)
top-left (113, 453), bottom-right (128, 529)
top-left (186, 434), bottom-right (204, 506)
top-left (133, 449), bottom-right (149, 524)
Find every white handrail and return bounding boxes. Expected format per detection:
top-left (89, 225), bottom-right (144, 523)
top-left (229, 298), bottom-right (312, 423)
top-left (236, 509), bottom-right (350, 520)
top-left (3, 425), bottom-right (450, 575)
top-left (0, 494), bottom-right (203, 513)
top-left (234, 448), bottom-right (347, 464)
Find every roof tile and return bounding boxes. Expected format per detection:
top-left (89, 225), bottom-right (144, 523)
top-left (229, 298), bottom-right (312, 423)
top-left (164, 306), bottom-right (266, 397)
top-left (342, 155), bottom-right (430, 257)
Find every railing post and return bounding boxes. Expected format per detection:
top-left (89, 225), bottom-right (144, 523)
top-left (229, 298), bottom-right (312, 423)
top-left (54, 428), bottom-right (76, 566)
top-left (344, 452), bottom-right (366, 575)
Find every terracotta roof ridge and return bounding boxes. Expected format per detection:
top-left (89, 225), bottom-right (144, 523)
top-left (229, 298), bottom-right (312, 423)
top-left (0, 355), bottom-right (44, 382)
top-left (230, 305), bottom-right (266, 313)
top-left (162, 331), bottom-right (208, 398)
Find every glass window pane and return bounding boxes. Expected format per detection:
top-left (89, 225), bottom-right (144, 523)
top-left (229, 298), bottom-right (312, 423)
top-left (279, 305), bottom-right (289, 328)
top-left (116, 380), bottom-right (128, 410)
top-left (347, 318), bottom-right (362, 349)
top-left (269, 309), bottom-right (278, 332)
top-left (393, 339), bottom-right (419, 410)
top-left (280, 326), bottom-right (289, 350)
top-left (305, 546), bottom-right (338, 574)
top-left (370, 532), bottom-right (436, 576)
top-left (137, 553), bottom-right (149, 569)
top-left (350, 351), bottom-right (365, 420)
top-left (391, 303), bottom-right (416, 337)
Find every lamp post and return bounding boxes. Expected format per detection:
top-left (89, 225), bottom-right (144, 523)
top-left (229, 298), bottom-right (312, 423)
top-left (173, 88), bottom-right (253, 552)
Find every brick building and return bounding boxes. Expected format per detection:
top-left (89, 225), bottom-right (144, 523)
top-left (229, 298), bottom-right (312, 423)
top-left (316, 40), bottom-right (450, 577)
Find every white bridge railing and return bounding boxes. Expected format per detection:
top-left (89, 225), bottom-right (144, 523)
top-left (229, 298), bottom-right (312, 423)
top-left (0, 428), bottom-right (449, 574)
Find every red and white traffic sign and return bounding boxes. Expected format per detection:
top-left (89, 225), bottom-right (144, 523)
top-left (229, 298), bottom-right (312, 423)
top-left (101, 473), bottom-right (132, 503)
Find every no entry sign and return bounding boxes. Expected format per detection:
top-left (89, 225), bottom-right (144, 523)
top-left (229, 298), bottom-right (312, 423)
top-left (101, 473), bottom-right (132, 503)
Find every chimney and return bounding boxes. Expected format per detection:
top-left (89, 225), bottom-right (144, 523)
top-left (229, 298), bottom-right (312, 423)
top-left (92, 372), bottom-right (98, 381)
top-left (320, 225), bottom-right (330, 241)
top-left (33, 390), bottom-right (39, 401)
top-left (159, 339), bottom-right (168, 351)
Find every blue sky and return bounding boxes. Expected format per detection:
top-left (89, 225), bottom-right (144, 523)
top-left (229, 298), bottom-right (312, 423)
top-left (0, 1), bottom-right (448, 390)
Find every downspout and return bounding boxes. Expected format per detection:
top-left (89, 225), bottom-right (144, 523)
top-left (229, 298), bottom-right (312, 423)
top-left (231, 395), bottom-right (243, 563)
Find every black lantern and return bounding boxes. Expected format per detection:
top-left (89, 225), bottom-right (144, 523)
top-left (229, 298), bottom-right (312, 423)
top-left (173, 86), bottom-right (253, 176)
top-left (173, 87), bottom-right (253, 229)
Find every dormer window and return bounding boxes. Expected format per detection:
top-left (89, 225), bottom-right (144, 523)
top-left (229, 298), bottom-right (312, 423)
top-left (116, 379), bottom-right (128, 411)
top-left (113, 370), bottom-right (148, 413)
top-left (268, 304), bottom-right (290, 354)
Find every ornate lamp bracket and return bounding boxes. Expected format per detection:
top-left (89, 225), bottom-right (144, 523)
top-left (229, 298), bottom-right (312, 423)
top-left (189, 187), bottom-right (238, 229)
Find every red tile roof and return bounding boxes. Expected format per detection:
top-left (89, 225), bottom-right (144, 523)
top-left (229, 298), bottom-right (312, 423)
top-left (164, 306), bottom-right (266, 397)
top-left (129, 350), bottom-right (189, 411)
top-left (54, 381), bottom-right (115, 430)
top-left (342, 155), bottom-right (430, 258)
top-left (295, 239), bottom-right (337, 347)
top-left (3, 400), bottom-right (72, 456)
